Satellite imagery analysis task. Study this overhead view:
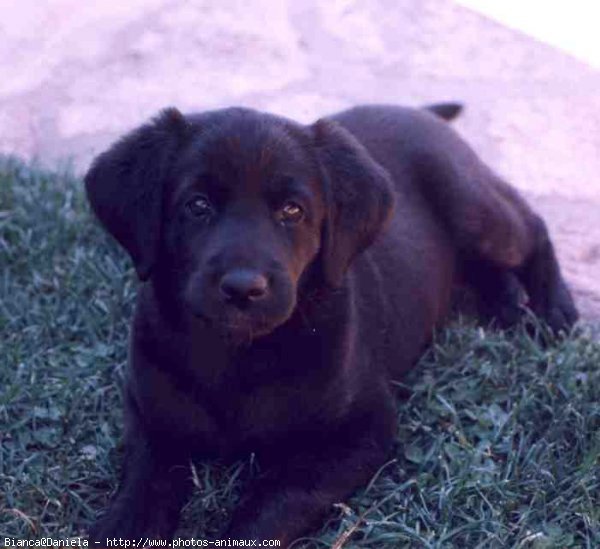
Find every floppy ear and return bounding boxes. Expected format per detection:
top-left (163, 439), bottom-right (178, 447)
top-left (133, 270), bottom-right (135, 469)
top-left (312, 119), bottom-right (395, 287)
top-left (85, 108), bottom-right (189, 281)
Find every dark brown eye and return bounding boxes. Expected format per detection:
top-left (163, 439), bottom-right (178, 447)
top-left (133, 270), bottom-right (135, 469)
top-left (186, 195), bottom-right (213, 218)
top-left (279, 201), bottom-right (304, 224)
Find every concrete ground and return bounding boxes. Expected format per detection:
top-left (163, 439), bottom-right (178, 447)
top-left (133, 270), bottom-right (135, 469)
top-left (1, 0), bottom-right (598, 325)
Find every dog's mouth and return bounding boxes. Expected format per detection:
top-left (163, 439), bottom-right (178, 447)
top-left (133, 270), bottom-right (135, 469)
top-left (202, 308), bottom-right (282, 346)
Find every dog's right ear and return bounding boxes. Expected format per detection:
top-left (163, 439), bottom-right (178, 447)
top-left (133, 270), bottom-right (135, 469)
top-left (85, 108), bottom-right (189, 281)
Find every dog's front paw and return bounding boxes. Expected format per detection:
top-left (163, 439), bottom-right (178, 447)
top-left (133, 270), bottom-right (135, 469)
top-left (89, 504), bottom-right (176, 546)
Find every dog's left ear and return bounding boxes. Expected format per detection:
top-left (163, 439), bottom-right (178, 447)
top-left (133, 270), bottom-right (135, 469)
top-left (312, 119), bottom-right (395, 287)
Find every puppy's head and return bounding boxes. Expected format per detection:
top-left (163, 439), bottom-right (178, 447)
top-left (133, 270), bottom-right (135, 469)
top-left (85, 107), bottom-right (394, 343)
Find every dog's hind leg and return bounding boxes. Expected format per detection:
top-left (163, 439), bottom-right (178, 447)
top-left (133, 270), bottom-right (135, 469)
top-left (414, 147), bottom-right (578, 333)
top-left (459, 256), bottom-right (525, 328)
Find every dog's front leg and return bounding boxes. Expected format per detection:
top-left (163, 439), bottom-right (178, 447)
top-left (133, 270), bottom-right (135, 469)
top-left (223, 420), bottom-right (393, 547)
top-left (89, 422), bottom-right (191, 543)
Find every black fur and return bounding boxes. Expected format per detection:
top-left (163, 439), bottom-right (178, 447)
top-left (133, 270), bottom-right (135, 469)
top-left (85, 104), bottom-right (577, 546)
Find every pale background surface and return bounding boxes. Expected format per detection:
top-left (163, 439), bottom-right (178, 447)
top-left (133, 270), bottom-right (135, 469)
top-left (0, 0), bottom-right (598, 323)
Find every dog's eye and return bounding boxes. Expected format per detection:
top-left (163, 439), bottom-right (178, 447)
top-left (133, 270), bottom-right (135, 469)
top-left (279, 201), bottom-right (304, 224)
top-left (186, 195), bottom-right (213, 219)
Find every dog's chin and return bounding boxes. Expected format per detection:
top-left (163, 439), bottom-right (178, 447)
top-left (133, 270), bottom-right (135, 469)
top-left (221, 322), bottom-right (270, 347)
top-left (197, 308), bottom-right (290, 347)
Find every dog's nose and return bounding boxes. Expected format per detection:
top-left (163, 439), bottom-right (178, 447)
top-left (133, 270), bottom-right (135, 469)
top-left (219, 269), bottom-right (269, 303)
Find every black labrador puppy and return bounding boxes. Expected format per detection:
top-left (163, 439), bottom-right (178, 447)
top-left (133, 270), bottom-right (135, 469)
top-left (85, 103), bottom-right (577, 545)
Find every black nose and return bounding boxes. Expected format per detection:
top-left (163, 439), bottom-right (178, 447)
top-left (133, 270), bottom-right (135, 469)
top-left (219, 270), bottom-right (269, 303)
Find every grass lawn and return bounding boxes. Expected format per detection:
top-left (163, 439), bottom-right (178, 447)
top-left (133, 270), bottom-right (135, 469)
top-left (1, 157), bottom-right (599, 548)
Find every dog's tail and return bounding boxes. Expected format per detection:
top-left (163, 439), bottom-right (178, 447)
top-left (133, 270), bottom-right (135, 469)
top-left (424, 102), bottom-right (463, 121)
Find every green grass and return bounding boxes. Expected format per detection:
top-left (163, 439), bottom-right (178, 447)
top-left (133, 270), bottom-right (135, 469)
top-left (1, 157), bottom-right (599, 547)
